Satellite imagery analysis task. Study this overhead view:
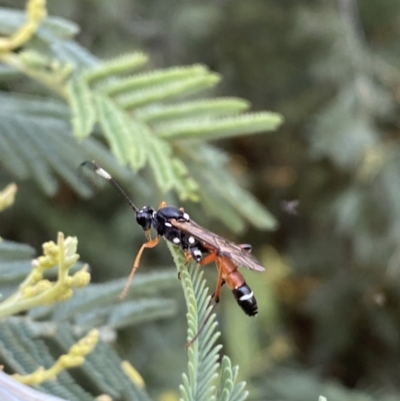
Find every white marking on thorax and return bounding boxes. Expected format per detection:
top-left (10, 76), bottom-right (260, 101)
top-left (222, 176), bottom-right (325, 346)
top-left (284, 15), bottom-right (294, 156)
top-left (192, 249), bottom-right (202, 261)
top-left (239, 291), bottom-right (254, 301)
top-left (172, 237), bottom-right (180, 244)
top-left (165, 222), bottom-right (172, 227)
top-left (183, 213), bottom-right (190, 221)
top-left (188, 236), bottom-right (195, 244)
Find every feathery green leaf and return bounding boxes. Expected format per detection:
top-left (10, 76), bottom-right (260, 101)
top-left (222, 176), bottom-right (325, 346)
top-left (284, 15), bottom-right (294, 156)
top-left (146, 136), bottom-right (176, 192)
top-left (84, 52), bottom-right (148, 84)
top-left (51, 40), bottom-right (98, 68)
top-left (106, 298), bottom-right (177, 329)
top-left (217, 357), bottom-right (248, 401)
top-left (117, 73), bottom-right (220, 110)
top-left (0, 7), bottom-right (79, 41)
top-left (101, 64), bottom-right (209, 96)
top-left (157, 112), bottom-right (283, 140)
top-left (67, 76), bottom-right (96, 140)
top-left (186, 145), bottom-right (277, 231)
top-left (95, 95), bottom-right (147, 169)
top-left (137, 98), bottom-right (250, 124)
top-left (167, 245), bottom-right (248, 401)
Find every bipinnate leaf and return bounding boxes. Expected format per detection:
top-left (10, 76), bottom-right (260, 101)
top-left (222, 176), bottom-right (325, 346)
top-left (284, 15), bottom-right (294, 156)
top-left (95, 95), bottom-right (147, 170)
top-left (100, 64), bottom-right (209, 97)
top-left (66, 76), bottom-right (96, 140)
top-left (167, 245), bottom-right (248, 401)
top-left (157, 112), bottom-right (283, 140)
top-left (84, 52), bottom-right (148, 84)
top-left (137, 98), bottom-right (250, 123)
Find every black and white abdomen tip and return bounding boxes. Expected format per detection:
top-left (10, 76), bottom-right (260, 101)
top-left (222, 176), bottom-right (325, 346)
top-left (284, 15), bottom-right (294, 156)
top-left (232, 283), bottom-right (258, 316)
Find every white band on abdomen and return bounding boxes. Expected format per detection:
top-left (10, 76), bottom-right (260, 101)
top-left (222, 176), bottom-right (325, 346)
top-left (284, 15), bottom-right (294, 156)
top-left (239, 291), bottom-right (254, 301)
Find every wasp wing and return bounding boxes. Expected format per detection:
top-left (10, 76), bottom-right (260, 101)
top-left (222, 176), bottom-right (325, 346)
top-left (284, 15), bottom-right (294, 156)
top-left (170, 219), bottom-right (265, 272)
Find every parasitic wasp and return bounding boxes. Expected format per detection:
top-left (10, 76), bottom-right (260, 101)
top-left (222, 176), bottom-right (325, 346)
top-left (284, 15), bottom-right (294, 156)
top-left (82, 161), bottom-right (264, 344)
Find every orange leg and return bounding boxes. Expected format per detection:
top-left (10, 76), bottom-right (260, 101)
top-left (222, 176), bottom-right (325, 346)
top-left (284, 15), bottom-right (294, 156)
top-left (184, 250), bottom-right (218, 266)
top-left (158, 201), bottom-right (167, 208)
top-left (213, 259), bottom-right (224, 303)
top-left (210, 280), bottom-right (225, 300)
top-left (198, 252), bottom-right (218, 266)
top-left (184, 251), bottom-right (193, 265)
top-left (119, 236), bottom-right (161, 300)
top-left (145, 228), bottom-right (152, 241)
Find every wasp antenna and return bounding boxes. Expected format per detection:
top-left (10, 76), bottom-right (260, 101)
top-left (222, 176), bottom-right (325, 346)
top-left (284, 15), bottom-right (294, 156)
top-left (185, 301), bottom-right (218, 348)
top-left (81, 160), bottom-right (139, 212)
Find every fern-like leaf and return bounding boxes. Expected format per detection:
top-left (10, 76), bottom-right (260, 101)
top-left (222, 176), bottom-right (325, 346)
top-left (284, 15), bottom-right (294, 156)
top-left (167, 245), bottom-right (249, 401)
top-left (0, 5), bottom-right (281, 230)
top-left (0, 318), bottom-right (152, 401)
top-left (136, 98), bottom-right (250, 123)
top-left (0, 7), bottom-right (79, 41)
top-left (117, 73), bottom-right (221, 110)
top-left (66, 76), bottom-right (96, 140)
top-left (84, 52), bottom-right (148, 84)
top-left (0, 92), bottom-right (96, 197)
top-left (187, 145), bottom-right (278, 231)
top-left (28, 271), bottom-right (179, 331)
top-left (100, 64), bottom-right (209, 96)
top-left (95, 95), bottom-right (147, 169)
top-left (146, 135), bottom-right (177, 192)
top-left (217, 357), bottom-right (248, 401)
top-left (106, 298), bottom-right (177, 329)
top-left (157, 112), bottom-right (283, 140)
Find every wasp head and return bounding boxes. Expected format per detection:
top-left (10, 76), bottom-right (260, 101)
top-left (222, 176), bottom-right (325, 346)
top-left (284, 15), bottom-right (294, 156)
top-left (136, 206), bottom-right (154, 231)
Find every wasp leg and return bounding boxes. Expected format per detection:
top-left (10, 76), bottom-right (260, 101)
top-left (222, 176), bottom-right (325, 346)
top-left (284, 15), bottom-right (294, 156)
top-left (210, 280), bottom-right (225, 301)
top-left (184, 252), bottom-right (193, 266)
top-left (119, 236), bottom-right (161, 300)
top-left (185, 260), bottom-right (224, 348)
top-left (198, 252), bottom-right (218, 266)
top-left (185, 250), bottom-right (217, 267)
top-left (185, 300), bottom-right (218, 348)
top-left (145, 229), bottom-right (152, 241)
top-left (158, 201), bottom-right (167, 209)
top-left (212, 261), bottom-right (224, 304)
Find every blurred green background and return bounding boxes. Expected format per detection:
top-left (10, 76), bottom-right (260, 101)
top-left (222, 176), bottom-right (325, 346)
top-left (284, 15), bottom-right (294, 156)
top-left (2, 0), bottom-right (400, 400)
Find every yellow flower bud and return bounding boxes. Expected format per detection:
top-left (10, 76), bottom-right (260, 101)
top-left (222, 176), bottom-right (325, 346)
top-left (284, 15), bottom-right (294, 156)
top-left (122, 361), bottom-right (146, 389)
top-left (59, 354), bottom-right (84, 368)
top-left (65, 276), bottom-right (74, 286)
top-left (71, 271), bottom-right (91, 288)
top-left (0, 183), bottom-right (17, 211)
top-left (69, 330), bottom-right (99, 356)
top-left (35, 279), bottom-right (52, 292)
top-left (57, 288), bottom-right (73, 302)
top-left (22, 286), bottom-right (36, 298)
top-left (30, 270), bottom-right (43, 284)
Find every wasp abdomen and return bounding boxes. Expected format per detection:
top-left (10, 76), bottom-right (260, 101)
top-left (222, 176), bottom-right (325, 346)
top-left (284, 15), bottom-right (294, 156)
top-left (232, 284), bottom-right (258, 316)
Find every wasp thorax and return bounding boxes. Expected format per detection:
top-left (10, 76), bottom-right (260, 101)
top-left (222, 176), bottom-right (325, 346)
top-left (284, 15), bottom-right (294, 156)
top-left (136, 206), bottom-right (154, 231)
